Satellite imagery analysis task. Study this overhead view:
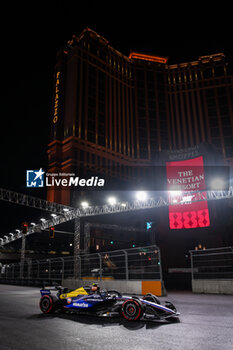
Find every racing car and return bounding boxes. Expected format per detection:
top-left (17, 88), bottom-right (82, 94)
top-left (39, 284), bottom-right (179, 321)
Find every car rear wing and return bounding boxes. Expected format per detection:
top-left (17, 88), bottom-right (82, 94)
top-left (40, 289), bottom-right (52, 296)
top-left (40, 282), bottom-right (63, 296)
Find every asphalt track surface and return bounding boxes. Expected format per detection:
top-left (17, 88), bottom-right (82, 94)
top-left (0, 285), bottom-right (233, 350)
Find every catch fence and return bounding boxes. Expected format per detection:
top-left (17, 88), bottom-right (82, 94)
top-left (190, 246), bottom-right (233, 280)
top-left (0, 245), bottom-right (162, 284)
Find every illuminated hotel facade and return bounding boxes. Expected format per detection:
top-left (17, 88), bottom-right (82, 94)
top-left (47, 28), bottom-right (233, 205)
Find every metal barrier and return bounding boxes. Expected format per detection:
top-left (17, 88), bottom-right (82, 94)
top-left (190, 246), bottom-right (233, 280)
top-left (0, 245), bottom-right (162, 284)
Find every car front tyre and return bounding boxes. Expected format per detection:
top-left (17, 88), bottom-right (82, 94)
top-left (121, 300), bottom-right (142, 321)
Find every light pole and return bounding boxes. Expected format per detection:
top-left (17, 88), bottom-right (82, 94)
top-left (20, 234), bottom-right (26, 279)
top-left (74, 217), bottom-right (81, 278)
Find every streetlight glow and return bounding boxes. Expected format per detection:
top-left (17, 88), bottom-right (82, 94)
top-left (169, 190), bottom-right (182, 197)
top-left (107, 197), bottom-right (117, 205)
top-left (210, 178), bottom-right (225, 190)
top-left (135, 191), bottom-right (148, 201)
top-left (81, 201), bottom-right (89, 209)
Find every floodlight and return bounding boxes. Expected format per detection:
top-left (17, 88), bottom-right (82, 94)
top-left (81, 201), bottom-right (89, 209)
top-left (135, 191), bottom-right (147, 201)
top-left (107, 197), bottom-right (117, 205)
top-left (210, 178), bottom-right (225, 190)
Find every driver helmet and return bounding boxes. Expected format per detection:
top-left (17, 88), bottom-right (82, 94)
top-left (91, 283), bottom-right (99, 292)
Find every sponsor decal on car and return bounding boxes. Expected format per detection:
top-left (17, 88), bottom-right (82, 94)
top-left (72, 302), bottom-right (89, 308)
top-left (86, 298), bottom-right (104, 302)
top-left (40, 290), bottom-right (51, 296)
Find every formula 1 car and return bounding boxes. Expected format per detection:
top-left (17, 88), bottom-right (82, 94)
top-left (39, 284), bottom-right (179, 321)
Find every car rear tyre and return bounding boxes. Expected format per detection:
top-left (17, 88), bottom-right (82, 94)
top-left (121, 299), bottom-right (142, 321)
top-left (40, 295), bottom-right (56, 314)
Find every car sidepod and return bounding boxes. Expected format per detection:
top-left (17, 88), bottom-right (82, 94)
top-left (62, 293), bottom-right (115, 312)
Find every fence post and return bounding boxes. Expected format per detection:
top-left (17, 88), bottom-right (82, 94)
top-left (123, 250), bottom-right (129, 280)
top-left (190, 251), bottom-right (194, 281)
top-left (20, 235), bottom-right (26, 279)
top-left (78, 256), bottom-right (81, 280)
top-left (36, 260), bottom-right (40, 279)
top-left (98, 253), bottom-right (102, 280)
top-left (158, 248), bottom-right (163, 281)
top-left (84, 222), bottom-right (91, 254)
top-left (60, 258), bottom-right (64, 281)
top-left (48, 259), bottom-right (51, 281)
top-left (27, 259), bottom-right (32, 280)
top-left (74, 218), bottom-right (81, 278)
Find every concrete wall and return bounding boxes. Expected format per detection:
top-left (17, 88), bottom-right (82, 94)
top-left (63, 278), bottom-right (165, 296)
top-left (192, 279), bottom-right (233, 294)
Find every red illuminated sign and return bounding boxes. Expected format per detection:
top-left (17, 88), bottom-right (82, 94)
top-left (166, 156), bottom-right (210, 229)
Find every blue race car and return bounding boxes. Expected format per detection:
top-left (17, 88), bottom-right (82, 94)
top-left (39, 284), bottom-right (179, 321)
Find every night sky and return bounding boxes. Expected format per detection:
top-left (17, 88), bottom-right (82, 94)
top-left (0, 2), bottom-right (232, 236)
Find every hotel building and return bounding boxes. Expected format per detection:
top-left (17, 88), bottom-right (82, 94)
top-left (47, 28), bottom-right (233, 205)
